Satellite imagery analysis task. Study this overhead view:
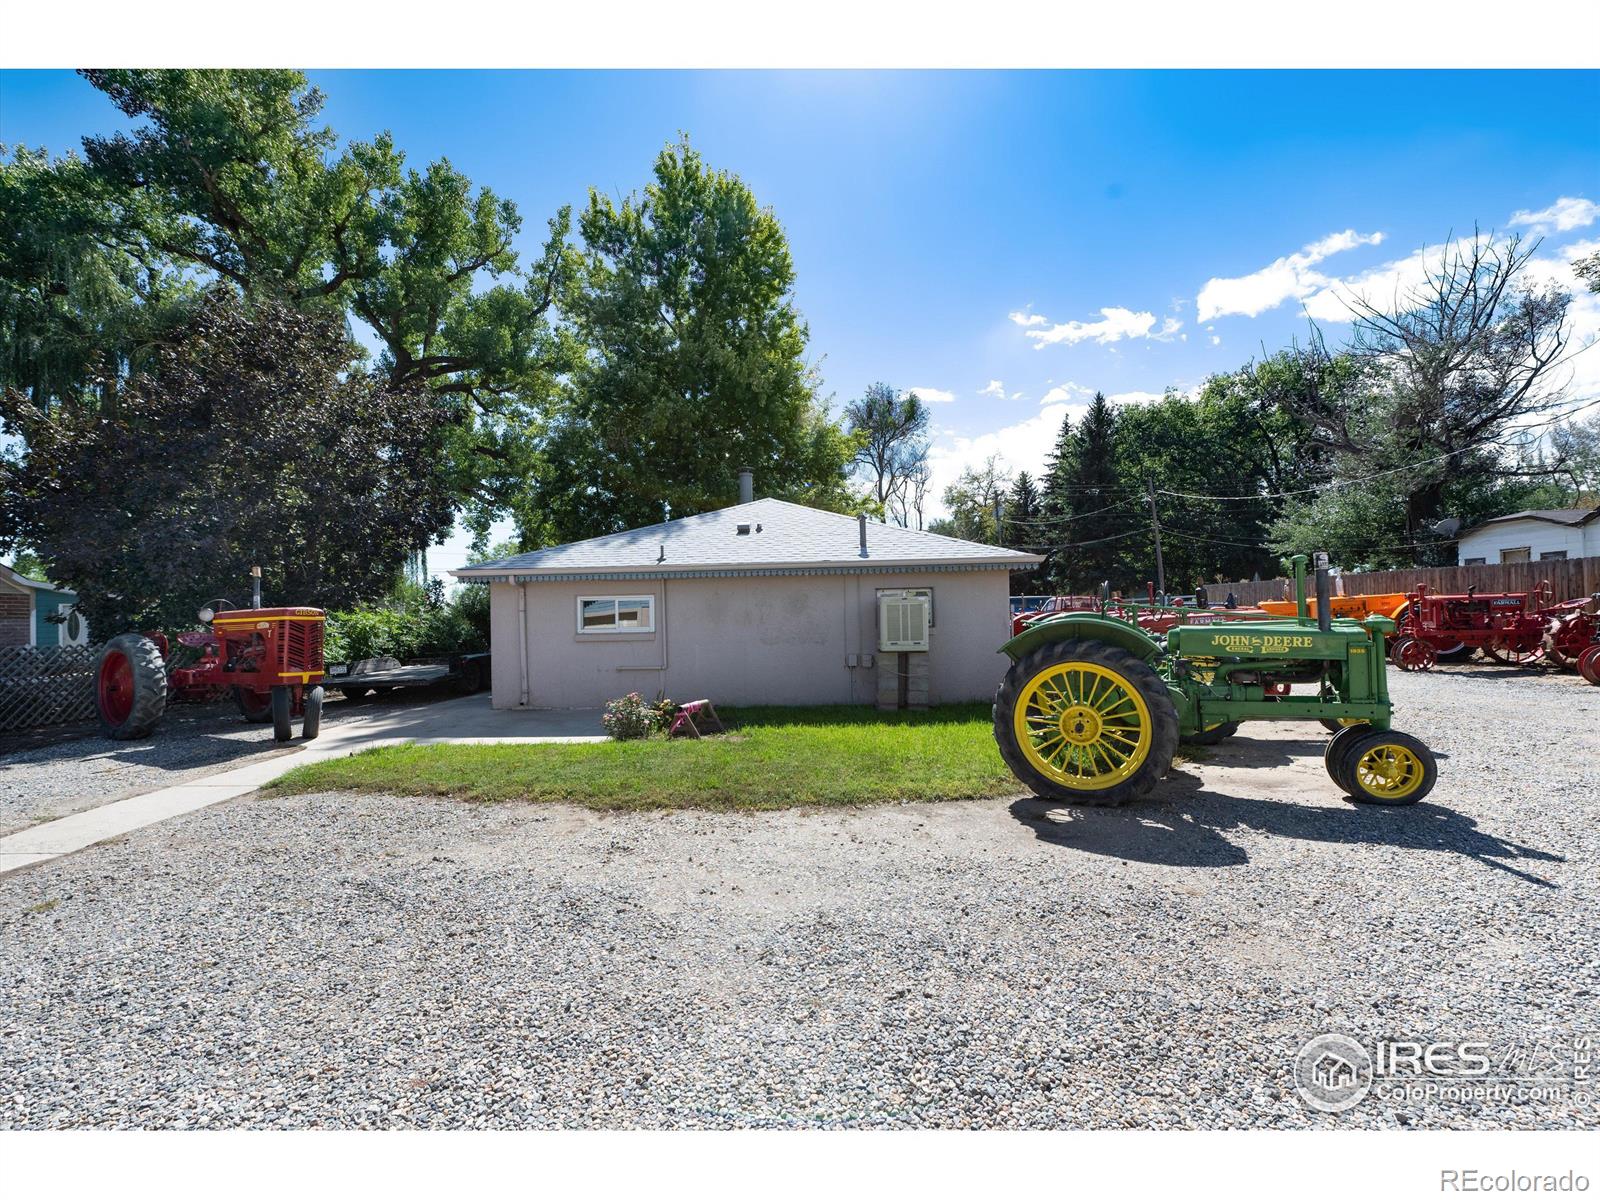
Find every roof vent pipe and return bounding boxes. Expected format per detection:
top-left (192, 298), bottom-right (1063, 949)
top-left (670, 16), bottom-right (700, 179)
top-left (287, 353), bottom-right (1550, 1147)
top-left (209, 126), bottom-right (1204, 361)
top-left (738, 467), bottom-right (753, 505)
top-left (859, 512), bottom-right (868, 557)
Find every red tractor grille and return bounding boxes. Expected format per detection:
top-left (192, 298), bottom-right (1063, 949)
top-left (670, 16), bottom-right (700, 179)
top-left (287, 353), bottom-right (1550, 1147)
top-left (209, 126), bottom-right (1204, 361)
top-left (280, 619), bottom-right (325, 675)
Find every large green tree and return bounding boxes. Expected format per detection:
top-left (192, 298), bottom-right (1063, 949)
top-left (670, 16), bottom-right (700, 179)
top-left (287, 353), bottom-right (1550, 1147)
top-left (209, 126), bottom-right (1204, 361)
top-left (535, 139), bottom-right (856, 541)
top-left (844, 382), bottom-right (930, 525)
top-left (1271, 234), bottom-right (1575, 565)
top-left (2, 70), bottom-right (573, 537)
top-left (1, 292), bottom-right (455, 632)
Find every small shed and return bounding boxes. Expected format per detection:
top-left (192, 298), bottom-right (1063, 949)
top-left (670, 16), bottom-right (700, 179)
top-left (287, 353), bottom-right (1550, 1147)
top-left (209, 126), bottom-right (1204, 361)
top-left (1456, 508), bottom-right (1599, 565)
top-left (451, 495), bottom-right (1041, 710)
top-left (0, 562), bottom-right (88, 648)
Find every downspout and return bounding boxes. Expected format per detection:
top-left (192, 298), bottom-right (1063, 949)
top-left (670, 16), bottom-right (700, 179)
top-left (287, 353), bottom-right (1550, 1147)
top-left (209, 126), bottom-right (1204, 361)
top-left (517, 582), bottom-right (530, 708)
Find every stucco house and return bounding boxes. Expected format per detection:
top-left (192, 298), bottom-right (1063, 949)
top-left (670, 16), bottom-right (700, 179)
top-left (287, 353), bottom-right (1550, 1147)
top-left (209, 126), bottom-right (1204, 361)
top-left (0, 562), bottom-right (88, 649)
top-left (452, 486), bottom-right (1040, 710)
top-left (1456, 508), bottom-right (1599, 565)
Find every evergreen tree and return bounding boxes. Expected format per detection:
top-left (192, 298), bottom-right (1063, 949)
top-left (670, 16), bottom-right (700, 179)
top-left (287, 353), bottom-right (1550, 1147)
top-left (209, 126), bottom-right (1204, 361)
top-left (1036, 411), bottom-right (1076, 588)
top-left (1004, 470), bottom-right (1044, 593)
top-left (1062, 392), bottom-right (1126, 592)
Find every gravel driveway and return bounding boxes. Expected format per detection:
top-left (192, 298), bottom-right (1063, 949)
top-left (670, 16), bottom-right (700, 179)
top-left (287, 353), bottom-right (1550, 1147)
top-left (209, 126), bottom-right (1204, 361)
top-left (0, 691), bottom-right (456, 837)
top-left (1, 669), bottom-right (1596, 1129)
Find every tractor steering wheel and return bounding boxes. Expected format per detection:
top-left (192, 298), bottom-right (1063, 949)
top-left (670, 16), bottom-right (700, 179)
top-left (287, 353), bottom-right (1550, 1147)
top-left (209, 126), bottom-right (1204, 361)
top-left (1534, 579), bottom-right (1554, 608)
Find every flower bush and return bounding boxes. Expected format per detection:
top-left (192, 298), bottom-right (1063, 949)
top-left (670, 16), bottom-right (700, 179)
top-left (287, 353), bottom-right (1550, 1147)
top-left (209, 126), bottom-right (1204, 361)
top-left (602, 692), bottom-right (674, 740)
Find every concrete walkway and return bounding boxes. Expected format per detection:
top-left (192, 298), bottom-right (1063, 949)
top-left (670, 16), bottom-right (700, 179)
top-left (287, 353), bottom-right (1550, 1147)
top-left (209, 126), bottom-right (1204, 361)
top-left (0, 696), bottom-right (604, 875)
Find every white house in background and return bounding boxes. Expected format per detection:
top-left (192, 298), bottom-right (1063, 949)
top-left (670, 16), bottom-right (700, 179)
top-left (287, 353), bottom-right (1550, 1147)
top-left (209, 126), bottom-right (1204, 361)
top-left (451, 483), bottom-right (1040, 710)
top-left (1455, 508), bottom-right (1600, 565)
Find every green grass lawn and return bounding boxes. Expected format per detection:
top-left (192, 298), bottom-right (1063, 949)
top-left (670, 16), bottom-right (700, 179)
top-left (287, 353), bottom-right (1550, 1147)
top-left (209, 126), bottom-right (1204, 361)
top-left (268, 703), bottom-right (1022, 811)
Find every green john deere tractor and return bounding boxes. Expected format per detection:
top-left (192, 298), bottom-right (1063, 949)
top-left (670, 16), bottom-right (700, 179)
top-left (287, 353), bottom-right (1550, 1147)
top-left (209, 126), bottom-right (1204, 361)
top-left (993, 553), bottom-right (1438, 807)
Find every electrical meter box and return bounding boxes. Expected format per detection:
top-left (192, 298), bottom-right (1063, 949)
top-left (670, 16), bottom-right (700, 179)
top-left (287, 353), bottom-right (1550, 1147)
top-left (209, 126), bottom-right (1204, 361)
top-left (877, 591), bottom-right (932, 652)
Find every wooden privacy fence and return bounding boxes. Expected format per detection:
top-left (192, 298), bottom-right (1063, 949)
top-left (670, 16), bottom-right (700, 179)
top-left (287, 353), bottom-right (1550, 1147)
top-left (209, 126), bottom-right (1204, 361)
top-left (1210, 556), bottom-right (1600, 609)
top-left (0, 643), bottom-right (101, 733)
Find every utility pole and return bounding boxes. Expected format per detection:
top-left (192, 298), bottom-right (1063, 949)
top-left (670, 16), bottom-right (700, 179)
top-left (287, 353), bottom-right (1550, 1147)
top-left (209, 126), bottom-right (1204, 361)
top-left (1145, 477), bottom-right (1166, 601)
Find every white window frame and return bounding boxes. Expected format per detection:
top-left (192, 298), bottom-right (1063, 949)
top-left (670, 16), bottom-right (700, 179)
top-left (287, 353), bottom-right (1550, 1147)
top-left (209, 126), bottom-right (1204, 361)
top-left (1499, 546), bottom-right (1531, 563)
top-left (1538, 550), bottom-right (1568, 561)
top-left (575, 594), bottom-right (656, 635)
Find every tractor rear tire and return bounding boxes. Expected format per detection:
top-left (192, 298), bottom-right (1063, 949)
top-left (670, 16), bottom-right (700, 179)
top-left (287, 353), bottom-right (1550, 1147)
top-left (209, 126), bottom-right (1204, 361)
top-left (235, 687), bottom-right (273, 723)
top-left (271, 685), bottom-right (293, 743)
top-left (993, 639), bottom-right (1178, 807)
top-left (1338, 729), bottom-right (1437, 806)
top-left (301, 685), bottom-right (324, 740)
top-left (1577, 645), bottom-right (1600, 685)
top-left (1182, 720), bottom-right (1239, 746)
top-left (95, 634), bottom-right (167, 740)
top-left (1324, 723), bottom-right (1369, 794)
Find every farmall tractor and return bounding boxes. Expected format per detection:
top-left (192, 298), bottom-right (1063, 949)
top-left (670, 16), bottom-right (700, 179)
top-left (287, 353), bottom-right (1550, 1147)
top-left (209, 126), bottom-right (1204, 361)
top-left (994, 554), bottom-right (1440, 807)
top-left (95, 578), bottom-right (326, 743)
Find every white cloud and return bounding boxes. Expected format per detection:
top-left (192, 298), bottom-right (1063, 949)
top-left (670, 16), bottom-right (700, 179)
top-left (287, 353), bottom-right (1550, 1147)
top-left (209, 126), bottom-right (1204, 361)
top-left (1209, 335), bottom-right (1221, 346)
top-left (1509, 196), bottom-right (1600, 237)
top-left (977, 379), bottom-right (1006, 400)
top-left (1008, 310), bottom-right (1047, 327)
top-left (1196, 228), bottom-right (1385, 321)
top-left (1561, 237), bottom-right (1600, 261)
top-left (925, 402), bottom-right (1077, 513)
top-left (1023, 307), bottom-right (1182, 348)
top-left (1106, 390), bottom-right (1167, 406)
top-left (909, 385), bottom-right (956, 404)
top-left (1039, 381), bottom-right (1093, 405)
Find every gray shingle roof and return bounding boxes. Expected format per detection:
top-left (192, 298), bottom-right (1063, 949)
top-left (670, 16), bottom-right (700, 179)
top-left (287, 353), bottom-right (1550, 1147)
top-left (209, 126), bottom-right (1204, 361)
top-left (1472, 508), bottom-right (1599, 529)
top-left (452, 498), bottom-right (1041, 579)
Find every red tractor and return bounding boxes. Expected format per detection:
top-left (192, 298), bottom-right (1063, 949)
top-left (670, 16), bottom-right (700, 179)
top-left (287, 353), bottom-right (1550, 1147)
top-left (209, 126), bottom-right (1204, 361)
top-left (1389, 581), bottom-right (1555, 671)
top-left (1541, 596), bottom-right (1600, 673)
top-left (95, 597), bottom-right (326, 743)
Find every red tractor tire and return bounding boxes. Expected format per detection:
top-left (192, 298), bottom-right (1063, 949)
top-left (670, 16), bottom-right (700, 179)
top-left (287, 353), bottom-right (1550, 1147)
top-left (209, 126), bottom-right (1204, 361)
top-left (1578, 645), bottom-right (1600, 686)
top-left (1392, 636), bottom-right (1437, 672)
top-left (234, 687), bottom-right (273, 724)
top-left (95, 634), bottom-right (168, 740)
top-left (1482, 637), bottom-right (1541, 667)
top-left (271, 685), bottom-right (294, 742)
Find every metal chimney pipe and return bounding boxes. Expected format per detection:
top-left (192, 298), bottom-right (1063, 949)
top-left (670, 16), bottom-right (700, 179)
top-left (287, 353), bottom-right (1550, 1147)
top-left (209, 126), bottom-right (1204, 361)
top-left (858, 513), bottom-right (868, 557)
top-left (738, 467), bottom-right (753, 505)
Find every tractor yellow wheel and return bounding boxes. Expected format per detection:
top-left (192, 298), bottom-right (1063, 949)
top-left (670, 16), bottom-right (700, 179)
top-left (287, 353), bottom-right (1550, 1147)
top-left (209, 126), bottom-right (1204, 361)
top-left (1319, 717), bottom-right (1369, 735)
top-left (994, 640), bottom-right (1177, 807)
top-left (1338, 730), bottom-right (1436, 806)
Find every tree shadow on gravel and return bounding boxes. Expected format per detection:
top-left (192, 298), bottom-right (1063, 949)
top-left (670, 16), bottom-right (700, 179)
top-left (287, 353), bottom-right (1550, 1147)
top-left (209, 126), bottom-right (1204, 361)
top-left (1008, 768), bottom-right (1565, 888)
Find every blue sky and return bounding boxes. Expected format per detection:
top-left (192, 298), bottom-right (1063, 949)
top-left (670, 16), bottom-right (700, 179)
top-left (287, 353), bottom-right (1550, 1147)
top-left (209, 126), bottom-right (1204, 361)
top-left (4, 69), bottom-right (1598, 574)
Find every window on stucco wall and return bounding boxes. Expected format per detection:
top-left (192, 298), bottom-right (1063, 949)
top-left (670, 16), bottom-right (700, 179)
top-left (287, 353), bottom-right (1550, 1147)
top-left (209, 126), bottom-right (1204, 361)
top-left (576, 595), bottom-right (655, 634)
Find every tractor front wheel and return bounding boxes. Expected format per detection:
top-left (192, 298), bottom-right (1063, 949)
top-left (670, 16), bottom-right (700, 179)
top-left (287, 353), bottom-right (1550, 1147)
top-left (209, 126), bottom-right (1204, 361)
top-left (1577, 645), bottom-right (1600, 685)
top-left (271, 686), bottom-right (293, 742)
top-left (95, 634), bottom-right (167, 740)
top-left (1392, 636), bottom-right (1437, 672)
top-left (1337, 729), bottom-right (1437, 806)
top-left (1319, 717), bottom-right (1369, 735)
top-left (1182, 720), bottom-right (1239, 746)
top-left (993, 639), bottom-right (1178, 807)
top-left (301, 685), bottom-right (324, 740)
top-left (1323, 723), bottom-right (1369, 794)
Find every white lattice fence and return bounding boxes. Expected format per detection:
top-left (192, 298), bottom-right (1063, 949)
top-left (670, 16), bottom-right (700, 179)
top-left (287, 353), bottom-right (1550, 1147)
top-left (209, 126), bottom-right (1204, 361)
top-left (0, 644), bottom-right (102, 733)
